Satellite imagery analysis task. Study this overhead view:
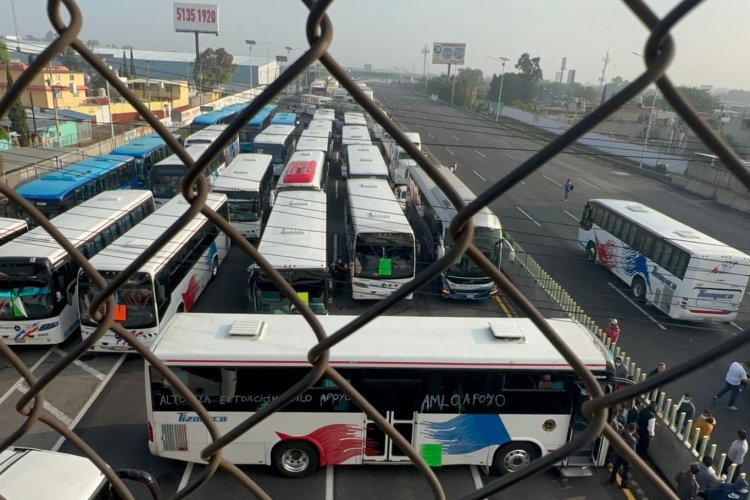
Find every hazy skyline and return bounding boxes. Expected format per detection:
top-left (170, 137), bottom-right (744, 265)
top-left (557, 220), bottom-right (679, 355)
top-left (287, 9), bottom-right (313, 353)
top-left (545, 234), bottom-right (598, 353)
top-left (2, 0), bottom-right (748, 90)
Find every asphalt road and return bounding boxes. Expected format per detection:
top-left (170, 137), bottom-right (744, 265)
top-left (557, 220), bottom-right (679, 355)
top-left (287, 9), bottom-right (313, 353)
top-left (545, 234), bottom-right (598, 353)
top-left (373, 84), bottom-right (750, 461)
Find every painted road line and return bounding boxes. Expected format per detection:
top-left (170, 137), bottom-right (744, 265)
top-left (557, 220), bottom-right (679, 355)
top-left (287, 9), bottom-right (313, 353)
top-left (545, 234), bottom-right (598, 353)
top-left (178, 462), bottom-right (194, 492)
top-left (0, 348), bottom-right (55, 406)
top-left (53, 348), bottom-right (106, 381)
top-left (427, 132), bottom-right (434, 139)
top-left (543, 174), bottom-right (562, 187)
top-left (563, 209), bottom-right (580, 222)
top-left (577, 177), bottom-right (602, 190)
top-left (473, 170), bottom-right (487, 182)
top-left (445, 148), bottom-right (456, 156)
top-left (470, 465), bottom-right (485, 494)
top-left (608, 282), bottom-right (667, 330)
top-left (494, 295), bottom-right (512, 317)
top-left (474, 149), bottom-right (486, 159)
top-left (325, 465), bottom-right (334, 500)
top-left (51, 353), bottom-right (128, 451)
top-left (502, 151), bottom-right (515, 160)
top-left (18, 382), bottom-right (73, 426)
top-left (516, 206), bottom-right (542, 227)
top-left (451, 135), bottom-right (460, 141)
top-left (730, 322), bottom-right (744, 332)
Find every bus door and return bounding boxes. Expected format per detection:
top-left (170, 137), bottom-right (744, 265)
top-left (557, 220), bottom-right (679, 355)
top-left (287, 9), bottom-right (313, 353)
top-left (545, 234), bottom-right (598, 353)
top-left (567, 382), bottom-right (609, 468)
top-left (362, 379), bottom-right (420, 463)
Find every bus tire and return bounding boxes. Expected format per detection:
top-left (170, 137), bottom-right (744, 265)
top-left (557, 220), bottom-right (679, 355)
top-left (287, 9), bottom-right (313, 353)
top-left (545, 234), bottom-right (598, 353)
top-left (491, 442), bottom-right (539, 476)
top-left (210, 257), bottom-right (219, 281)
top-left (272, 440), bottom-right (319, 478)
top-left (586, 242), bottom-right (597, 263)
top-left (632, 276), bottom-right (647, 302)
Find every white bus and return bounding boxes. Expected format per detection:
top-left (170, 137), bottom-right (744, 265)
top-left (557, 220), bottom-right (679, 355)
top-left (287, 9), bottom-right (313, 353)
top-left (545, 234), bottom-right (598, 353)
top-left (184, 124), bottom-right (240, 168)
top-left (247, 190), bottom-right (329, 315)
top-left (344, 111), bottom-right (367, 126)
top-left (401, 164), bottom-right (504, 300)
top-left (313, 108), bottom-right (336, 122)
top-left (145, 314), bottom-right (613, 477)
top-left (151, 145), bottom-right (228, 205)
top-left (275, 150), bottom-right (326, 193)
top-left (347, 145), bottom-right (389, 180)
top-left (253, 124), bottom-right (297, 177)
top-left (306, 119), bottom-right (333, 138)
top-left (340, 125), bottom-right (371, 179)
top-left (0, 218), bottom-right (28, 246)
top-left (346, 179), bottom-right (415, 300)
top-left (0, 190), bottom-right (155, 345)
top-left (78, 193), bottom-right (230, 351)
top-left (579, 199), bottom-right (750, 322)
top-left (295, 135), bottom-right (330, 158)
top-left (212, 154), bottom-right (274, 239)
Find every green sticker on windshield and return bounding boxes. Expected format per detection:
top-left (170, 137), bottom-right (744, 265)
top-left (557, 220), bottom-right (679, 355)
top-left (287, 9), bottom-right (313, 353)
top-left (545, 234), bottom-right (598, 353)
top-left (421, 444), bottom-right (443, 467)
top-left (297, 291), bottom-right (309, 305)
top-left (378, 258), bottom-right (392, 276)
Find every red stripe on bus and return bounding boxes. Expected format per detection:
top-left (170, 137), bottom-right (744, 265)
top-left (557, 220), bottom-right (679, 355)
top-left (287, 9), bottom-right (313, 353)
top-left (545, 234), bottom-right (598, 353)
top-left (688, 309), bottom-right (730, 315)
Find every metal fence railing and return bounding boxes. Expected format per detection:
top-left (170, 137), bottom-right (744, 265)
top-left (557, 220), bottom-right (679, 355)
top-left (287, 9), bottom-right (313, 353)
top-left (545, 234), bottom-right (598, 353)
top-left (1, 1), bottom-right (749, 499)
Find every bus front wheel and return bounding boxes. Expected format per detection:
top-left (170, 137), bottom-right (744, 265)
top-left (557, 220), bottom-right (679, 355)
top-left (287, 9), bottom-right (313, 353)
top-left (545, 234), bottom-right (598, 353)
top-left (210, 257), bottom-right (219, 281)
top-left (586, 242), bottom-right (597, 262)
top-left (491, 442), bottom-right (539, 476)
top-left (632, 276), bottom-right (647, 302)
top-left (272, 440), bottom-right (319, 478)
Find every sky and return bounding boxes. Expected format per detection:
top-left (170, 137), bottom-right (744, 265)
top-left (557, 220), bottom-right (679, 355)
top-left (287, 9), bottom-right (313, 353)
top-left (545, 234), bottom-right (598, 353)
top-left (2, 0), bottom-right (749, 90)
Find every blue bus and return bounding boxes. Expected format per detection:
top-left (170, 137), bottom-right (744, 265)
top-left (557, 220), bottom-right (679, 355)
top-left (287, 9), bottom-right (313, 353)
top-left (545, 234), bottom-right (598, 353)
top-left (241, 104), bottom-right (277, 152)
top-left (189, 107), bottom-right (240, 133)
top-left (270, 112), bottom-right (299, 128)
top-left (15, 155), bottom-right (139, 219)
top-left (110, 136), bottom-right (173, 189)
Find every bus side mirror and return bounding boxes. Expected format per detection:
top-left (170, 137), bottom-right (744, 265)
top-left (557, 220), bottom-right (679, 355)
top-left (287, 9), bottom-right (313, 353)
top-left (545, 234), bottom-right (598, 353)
top-left (505, 241), bottom-right (516, 263)
top-left (157, 284), bottom-right (166, 302)
top-left (114, 469), bottom-right (161, 500)
top-left (269, 191), bottom-right (276, 207)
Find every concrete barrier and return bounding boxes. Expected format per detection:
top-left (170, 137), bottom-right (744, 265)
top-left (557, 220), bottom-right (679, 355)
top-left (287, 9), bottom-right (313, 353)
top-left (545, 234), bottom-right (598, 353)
top-left (729, 196), bottom-right (750, 214)
top-left (649, 419), bottom-right (698, 489)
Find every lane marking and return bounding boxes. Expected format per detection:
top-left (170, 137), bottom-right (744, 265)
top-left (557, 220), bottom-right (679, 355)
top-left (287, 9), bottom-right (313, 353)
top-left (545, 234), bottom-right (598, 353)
top-left (516, 206), bottom-right (542, 227)
top-left (325, 465), bottom-right (334, 500)
top-left (543, 174), bottom-right (562, 187)
top-left (52, 353), bottom-right (128, 451)
top-left (473, 170), bottom-right (487, 182)
top-left (576, 177), bottom-right (602, 190)
top-left (18, 382), bottom-right (72, 426)
top-left (502, 151), bottom-right (515, 160)
top-left (53, 348), bottom-right (106, 381)
top-left (451, 135), bottom-right (460, 141)
top-left (445, 148), bottom-right (455, 156)
top-left (496, 137), bottom-right (510, 146)
top-left (470, 465), bottom-right (485, 492)
top-left (178, 462), bottom-right (194, 492)
top-left (730, 322), bottom-right (744, 332)
top-left (473, 149), bottom-right (486, 159)
top-left (494, 295), bottom-right (512, 317)
top-left (427, 133), bottom-right (434, 139)
top-left (607, 282), bottom-right (667, 330)
top-left (0, 348), bottom-right (55, 406)
top-left (563, 210), bottom-right (580, 222)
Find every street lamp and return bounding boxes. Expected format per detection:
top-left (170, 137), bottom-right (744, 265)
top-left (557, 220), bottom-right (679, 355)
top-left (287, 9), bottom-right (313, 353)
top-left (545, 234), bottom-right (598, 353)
top-left (45, 76), bottom-right (62, 148)
top-left (246, 40), bottom-right (270, 87)
top-left (104, 66), bottom-right (116, 149)
top-left (633, 52), bottom-right (658, 168)
top-left (488, 56), bottom-right (509, 121)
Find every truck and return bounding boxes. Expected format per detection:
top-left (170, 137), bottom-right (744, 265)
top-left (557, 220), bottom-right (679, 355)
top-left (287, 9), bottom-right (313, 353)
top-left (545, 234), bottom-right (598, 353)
top-left (381, 131), bottom-right (423, 186)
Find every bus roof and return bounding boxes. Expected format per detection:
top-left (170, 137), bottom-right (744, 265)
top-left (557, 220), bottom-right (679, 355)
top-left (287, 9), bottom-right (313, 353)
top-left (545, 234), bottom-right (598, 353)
top-left (254, 125), bottom-right (296, 145)
top-left (0, 218), bottom-right (27, 239)
top-left (212, 154), bottom-right (273, 192)
top-left (110, 136), bottom-right (168, 158)
top-left (277, 150), bottom-right (326, 190)
top-left (341, 125), bottom-right (371, 146)
top-left (256, 190), bottom-right (327, 270)
top-left (87, 193), bottom-right (227, 275)
top-left (344, 112), bottom-right (367, 126)
top-left (155, 144), bottom-right (210, 167)
top-left (191, 108), bottom-right (236, 126)
top-left (347, 178), bottom-right (412, 235)
top-left (406, 164), bottom-right (502, 231)
top-left (271, 112), bottom-right (298, 126)
top-left (347, 145), bottom-right (388, 178)
top-left (184, 125), bottom-right (228, 145)
top-left (0, 190), bottom-right (154, 264)
top-left (151, 314), bottom-right (611, 370)
top-left (313, 108), bottom-right (335, 121)
top-left (590, 199), bottom-right (750, 259)
top-left (295, 135), bottom-right (329, 153)
top-left (16, 155), bottom-right (134, 200)
top-left (248, 104), bottom-right (277, 126)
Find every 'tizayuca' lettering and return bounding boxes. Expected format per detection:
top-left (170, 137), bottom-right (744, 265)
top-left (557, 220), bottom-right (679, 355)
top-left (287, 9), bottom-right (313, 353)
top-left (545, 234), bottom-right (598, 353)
top-left (697, 289), bottom-right (735, 300)
top-left (178, 412), bottom-right (228, 423)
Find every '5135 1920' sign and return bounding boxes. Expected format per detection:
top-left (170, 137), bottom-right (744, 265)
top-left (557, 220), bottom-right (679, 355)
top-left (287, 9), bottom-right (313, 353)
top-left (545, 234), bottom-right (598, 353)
top-left (173, 2), bottom-right (219, 34)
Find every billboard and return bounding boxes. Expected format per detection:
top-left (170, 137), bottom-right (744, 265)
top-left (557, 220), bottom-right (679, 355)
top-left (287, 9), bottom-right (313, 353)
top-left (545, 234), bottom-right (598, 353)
top-left (432, 43), bottom-right (466, 65)
top-left (174, 3), bottom-right (219, 34)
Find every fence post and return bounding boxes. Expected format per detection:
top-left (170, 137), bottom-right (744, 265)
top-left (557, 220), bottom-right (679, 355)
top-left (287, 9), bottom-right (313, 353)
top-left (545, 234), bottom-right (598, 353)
top-left (726, 463), bottom-right (737, 483)
top-left (675, 412), bottom-right (686, 436)
top-left (707, 444), bottom-right (717, 460)
top-left (716, 453), bottom-right (727, 476)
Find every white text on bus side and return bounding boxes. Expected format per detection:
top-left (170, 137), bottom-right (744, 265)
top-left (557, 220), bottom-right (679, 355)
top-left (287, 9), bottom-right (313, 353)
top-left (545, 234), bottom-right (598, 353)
top-left (420, 393), bottom-right (506, 412)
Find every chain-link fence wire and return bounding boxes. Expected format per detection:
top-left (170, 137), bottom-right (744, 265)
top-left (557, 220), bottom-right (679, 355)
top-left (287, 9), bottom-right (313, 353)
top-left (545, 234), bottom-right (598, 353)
top-left (0, 0), bottom-right (748, 498)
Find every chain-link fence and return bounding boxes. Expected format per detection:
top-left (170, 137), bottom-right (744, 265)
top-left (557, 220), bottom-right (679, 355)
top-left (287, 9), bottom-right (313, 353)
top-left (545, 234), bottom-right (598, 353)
top-left (1, 1), bottom-right (748, 499)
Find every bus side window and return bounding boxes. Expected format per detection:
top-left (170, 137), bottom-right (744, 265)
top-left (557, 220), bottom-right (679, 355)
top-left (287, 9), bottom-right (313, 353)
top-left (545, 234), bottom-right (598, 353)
top-left (580, 203), bottom-right (593, 230)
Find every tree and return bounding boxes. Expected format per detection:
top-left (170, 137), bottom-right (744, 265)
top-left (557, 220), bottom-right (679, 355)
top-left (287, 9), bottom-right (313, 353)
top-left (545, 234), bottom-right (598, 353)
top-left (43, 30), bottom-right (56, 42)
top-left (676, 86), bottom-right (720, 113)
top-left (194, 48), bottom-right (236, 92)
top-left (129, 48), bottom-right (136, 78)
top-left (515, 53), bottom-right (543, 81)
top-left (121, 51), bottom-right (129, 78)
top-left (59, 47), bottom-right (88, 73)
top-left (86, 39), bottom-right (100, 49)
top-left (0, 41), bottom-right (10, 64)
top-left (5, 66), bottom-right (31, 146)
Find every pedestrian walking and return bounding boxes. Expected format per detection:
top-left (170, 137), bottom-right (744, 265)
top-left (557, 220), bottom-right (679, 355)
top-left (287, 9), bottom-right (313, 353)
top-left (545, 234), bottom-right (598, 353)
top-left (712, 361), bottom-right (750, 411)
top-left (564, 179), bottom-right (574, 201)
top-left (636, 401), bottom-right (658, 458)
top-left (722, 429), bottom-right (748, 482)
top-left (605, 318), bottom-right (621, 344)
top-left (609, 423), bottom-right (638, 489)
top-left (691, 411), bottom-right (716, 442)
top-left (647, 361), bottom-right (667, 378)
top-left (677, 393), bottom-right (696, 424)
top-left (449, 161), bottom-right (458, 173)
top-left (696, 456), bottom-right (722, 498)
top-left (615, 356), bottom-right (630, 390)
top-left (675, 462), bottom-right (700, 500)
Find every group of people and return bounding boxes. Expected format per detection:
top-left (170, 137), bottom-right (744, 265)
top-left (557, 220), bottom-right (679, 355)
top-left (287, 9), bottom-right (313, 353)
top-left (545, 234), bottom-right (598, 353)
top-left (674, 457), bottom-right (749, 499)
top-left (608, 399), bottom-right (659, 488)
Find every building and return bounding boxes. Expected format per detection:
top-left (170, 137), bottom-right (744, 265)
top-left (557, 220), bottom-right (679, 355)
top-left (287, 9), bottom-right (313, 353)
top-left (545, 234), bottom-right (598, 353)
top-left (0, 62), bottom-right (89, 109)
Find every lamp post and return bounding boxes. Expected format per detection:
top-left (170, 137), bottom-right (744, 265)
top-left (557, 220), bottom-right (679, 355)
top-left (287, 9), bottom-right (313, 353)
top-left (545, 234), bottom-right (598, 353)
top-left (488, 56), bottom-right (509, 121)
top-left (104, 66), bottom-right (116, 149)
top-left (633, 52), bottom-right (658, 168)
top-left (421, 44), bottom-right (429, 95)
top-left (45, 76), bottom-right (62, 148)
top-left (245, 40), bottom-right (256, 88)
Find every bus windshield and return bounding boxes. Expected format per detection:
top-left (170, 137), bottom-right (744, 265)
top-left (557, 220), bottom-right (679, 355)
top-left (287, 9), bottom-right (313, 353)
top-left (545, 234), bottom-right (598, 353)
top-left (446, 227), bottom-right (502, 278)
top-left (354, 233), bottom-right (414, 279)
top-left (152, 165), bottom-right (185, 199)
top-left (223, 192), bottom-right (260, 222)
top-left (253, 144), bottom-right (284, 164)
top-left (252, 270), bottom-right (327, 315)
top-left (78, 272), bottom-right (156, 330)
top-left (0, 262), bottom-right (55, 320)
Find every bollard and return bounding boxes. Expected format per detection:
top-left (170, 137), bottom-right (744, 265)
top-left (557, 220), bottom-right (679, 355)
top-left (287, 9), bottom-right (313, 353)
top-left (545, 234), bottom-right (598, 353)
top-left (675, 412), bottom-right (686, 436)
top-left (666, 403), bottom-right (676, 427)
top-left (685, 420), bottom-right (696, 446)
top-left (716, 453), bottom-right (727, 477)
top-left (698, 436), bottom-right (709, 459)
top-left (634, 367), bottom-right (642, 383)
top-left (614, 346), bottom-right (622, 359)
top-left (727, 463), bottom-right (738, 483)
top-left (708, 444), bottom-right (717, 460)
top-left (661, 399), bottom-right (672, 421)
top-left (657, 392), bottom-right (666, 413)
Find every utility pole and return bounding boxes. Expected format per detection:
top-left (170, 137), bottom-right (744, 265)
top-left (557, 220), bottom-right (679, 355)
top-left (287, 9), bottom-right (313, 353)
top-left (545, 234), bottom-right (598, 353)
top-left (421, 44), bottom-right (429, 95)
top-left (146, 60), bottom-right (151, 109)
top-left (599, 49), bottom-right (610, 89)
